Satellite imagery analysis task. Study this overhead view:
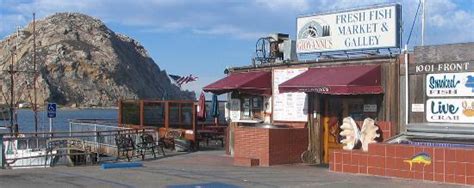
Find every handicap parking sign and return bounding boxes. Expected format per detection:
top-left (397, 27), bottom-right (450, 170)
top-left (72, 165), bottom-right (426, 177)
top-left (47, 103), bottom-right (57, 118)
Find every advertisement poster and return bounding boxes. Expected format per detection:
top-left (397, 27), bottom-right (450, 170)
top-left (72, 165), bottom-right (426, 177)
top-left (229, 99), bottom-right (240, 121)
top-left (273, 68), bottom-right (308, 121)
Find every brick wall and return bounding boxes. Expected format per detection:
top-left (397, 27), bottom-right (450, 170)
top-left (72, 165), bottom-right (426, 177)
top-left (330, 143), bottom-right (474, 186)
top-left (233, 126), bottom-right (308, 166)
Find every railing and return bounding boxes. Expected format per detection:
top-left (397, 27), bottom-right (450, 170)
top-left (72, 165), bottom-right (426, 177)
top-left (0, 119), bottom-right (159, 169)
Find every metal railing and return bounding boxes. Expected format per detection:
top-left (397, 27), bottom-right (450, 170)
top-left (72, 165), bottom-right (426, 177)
top-left (0, 119), bottom-right (159, 169)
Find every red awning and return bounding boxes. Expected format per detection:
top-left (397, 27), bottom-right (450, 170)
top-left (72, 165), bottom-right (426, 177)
top-left (279, 65), bottom-right (383, 95)
top-left (203, 71), bottom-right (272, 95)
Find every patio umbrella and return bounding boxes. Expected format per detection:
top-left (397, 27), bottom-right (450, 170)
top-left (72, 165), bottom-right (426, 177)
top-left (197, 92), bottom-right (206, 121)
top-left (211, 94), bottom-right (220, 125)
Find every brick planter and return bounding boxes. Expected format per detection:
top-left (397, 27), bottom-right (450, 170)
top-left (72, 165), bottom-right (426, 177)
top-left (330, 143), bottom-right (474, 186)
top-left (233, 126), bottom-right (308, 166)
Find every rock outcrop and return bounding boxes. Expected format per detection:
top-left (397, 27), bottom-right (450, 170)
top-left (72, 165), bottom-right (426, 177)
top-left (0, 13), bottom-right (194, 107)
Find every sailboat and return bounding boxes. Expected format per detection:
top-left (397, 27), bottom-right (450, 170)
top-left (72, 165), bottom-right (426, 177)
top-left (2, 13), bottom-right (56, 168)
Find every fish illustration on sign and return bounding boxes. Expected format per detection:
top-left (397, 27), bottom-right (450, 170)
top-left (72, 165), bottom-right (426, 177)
top-left (403, 152), bottom-right (432, 170)
top-left (466, 75), bottom-right (474, 92)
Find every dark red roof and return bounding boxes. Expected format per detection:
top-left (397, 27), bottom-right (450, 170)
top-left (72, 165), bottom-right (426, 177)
top-left (279, 65), bottom-right (383, 95)
top-left (203, 71), bottom-right (272, 95)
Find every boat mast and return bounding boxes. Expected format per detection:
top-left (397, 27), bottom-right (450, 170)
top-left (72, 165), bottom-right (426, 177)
top-left (33, 13), bottom-right (38, 134)
top-left (9, 44), bottom-right (15, 134)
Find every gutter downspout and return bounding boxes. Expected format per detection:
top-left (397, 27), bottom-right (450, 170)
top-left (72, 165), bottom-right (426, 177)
top-left (404, 44), bottom-right (409, 126)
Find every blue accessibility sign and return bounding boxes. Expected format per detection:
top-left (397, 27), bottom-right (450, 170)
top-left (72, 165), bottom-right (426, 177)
top-left (47, 103), bottom-right (57, 118)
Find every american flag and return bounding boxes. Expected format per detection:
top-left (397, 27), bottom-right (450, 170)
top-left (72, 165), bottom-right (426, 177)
top-left (169, 74), bottom-right (198, 87)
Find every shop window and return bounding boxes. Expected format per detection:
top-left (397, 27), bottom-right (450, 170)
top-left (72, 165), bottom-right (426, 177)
top-left (348, 103), bottom-right (364, 121)
top-left (240, 95), bottom-right (263, 120)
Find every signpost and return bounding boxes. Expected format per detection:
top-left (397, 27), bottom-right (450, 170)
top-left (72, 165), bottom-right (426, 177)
top-left (47, 103), bottom-right (56, 133)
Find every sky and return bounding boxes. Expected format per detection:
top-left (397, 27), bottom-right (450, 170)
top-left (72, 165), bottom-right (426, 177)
top-left (1, 0), bottom-right (473, 99)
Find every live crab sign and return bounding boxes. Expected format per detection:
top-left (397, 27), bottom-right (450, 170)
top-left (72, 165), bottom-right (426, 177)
top-left (296, 4), bottom-right (401, 53)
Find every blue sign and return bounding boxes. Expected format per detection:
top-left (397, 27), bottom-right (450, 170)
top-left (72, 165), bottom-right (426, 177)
top-left (47, 103), bottom-right (56, 118)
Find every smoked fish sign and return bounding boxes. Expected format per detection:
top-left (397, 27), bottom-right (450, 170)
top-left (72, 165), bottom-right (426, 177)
top-left (426, 72), bottom-right (474, 97)
top-left (296, 4), bottom-right (400, 53)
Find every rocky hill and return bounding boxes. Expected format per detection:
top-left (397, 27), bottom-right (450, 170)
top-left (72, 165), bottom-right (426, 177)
top-left (0, 13), bottom-right (194, 107)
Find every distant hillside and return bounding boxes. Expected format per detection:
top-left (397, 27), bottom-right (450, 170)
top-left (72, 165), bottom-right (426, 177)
top-left (0, 13), bottom-right (194, 107)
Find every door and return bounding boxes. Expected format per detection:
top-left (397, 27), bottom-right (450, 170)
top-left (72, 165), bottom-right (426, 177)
top-left (322, 97), bottom-right (364, 163)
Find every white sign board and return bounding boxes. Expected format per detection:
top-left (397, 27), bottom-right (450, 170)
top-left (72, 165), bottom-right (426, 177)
top-left (296, 4), bottom-right (400, 53)
top-left (426, 72), bottom-right (474, 97)
top-left (363, 104), bottom-right (377, 112)
top-left (229, 99), bottom-right (241, 121)
top-left (273, 68), bottom-right (308, 122)
top-left (426, 98), bottom-right (474, 123)
top-left (411, 103), bottom-right (425, 112)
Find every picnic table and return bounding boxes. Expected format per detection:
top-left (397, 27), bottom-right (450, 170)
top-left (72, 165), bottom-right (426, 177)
top-left (197, 126), bottom-right (226, 148)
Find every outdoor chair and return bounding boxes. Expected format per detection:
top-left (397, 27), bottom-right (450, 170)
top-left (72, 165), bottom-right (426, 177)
top-left (115, 134), bottom-right (137, 161)
top-left (137, 133), bottom-right (166, 160)
top-left (159, 129), bottom-right (183, 151)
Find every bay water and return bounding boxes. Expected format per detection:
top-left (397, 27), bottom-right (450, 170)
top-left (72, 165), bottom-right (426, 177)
top-left (0, 109), bottom-right (118, 133)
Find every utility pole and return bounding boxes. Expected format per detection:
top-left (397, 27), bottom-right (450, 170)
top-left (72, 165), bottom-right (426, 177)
top-left (421, 0), bottom-right (425, 46)
top-left (33, 13), bottom-right (38, 135)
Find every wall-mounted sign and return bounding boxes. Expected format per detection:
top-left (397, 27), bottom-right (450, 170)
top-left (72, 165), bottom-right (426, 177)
top-left (426, 98), bottom-right (474, 123)
top-left (426, 72), bottom-right (474, 97)
top-left (411, 103), bottom-right (425, 112)
top-left (273, 68), bottom-right (308, 121)
top-left (296, 4), bottom-right (400, 53)
top-left (363, 104), bottom-right (377, 112)
top-left (229, 99), bottom-right (241, 121)
top-left (413, 62), bottom-right (472, 74)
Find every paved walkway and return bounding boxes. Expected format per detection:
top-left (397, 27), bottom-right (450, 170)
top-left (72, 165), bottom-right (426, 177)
top-left (0, 150), bottom-right (469, 188)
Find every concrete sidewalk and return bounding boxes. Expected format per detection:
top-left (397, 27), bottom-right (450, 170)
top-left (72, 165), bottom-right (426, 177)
top-left (0, 150), bottom-right (468, 188)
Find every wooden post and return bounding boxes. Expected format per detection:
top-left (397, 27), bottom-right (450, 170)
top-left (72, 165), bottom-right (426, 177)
top-left (139, 100), bottom-right (144, 127)
top-left (301, 93), bottom-right (322, 164)
top-left (164, 101), bottom-right (169, 131)
top-left (118, 100), bottom-right (123, 126)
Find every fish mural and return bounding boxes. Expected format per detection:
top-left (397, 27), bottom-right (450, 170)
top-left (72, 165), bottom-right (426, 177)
top-left (403, 152), bottom-right (432, 170)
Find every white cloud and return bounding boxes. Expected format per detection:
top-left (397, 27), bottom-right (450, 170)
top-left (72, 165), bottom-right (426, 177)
top-left (1, 0), bottom-right (472, 44)
top-left (424, 0), bottom-right (474, 44)
top-left (0, 14), bottom-right (28, 37)
top-left (192, 25), bottom-right (265, 40)
top-left (255, 0), bottom-right (310, 11)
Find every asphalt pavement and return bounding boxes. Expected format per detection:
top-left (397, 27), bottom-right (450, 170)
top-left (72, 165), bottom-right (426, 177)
top-left (0, 150), bottom-right (469, 188)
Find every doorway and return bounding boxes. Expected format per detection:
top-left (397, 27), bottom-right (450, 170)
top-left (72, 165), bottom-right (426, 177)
top-left (322, 96), bottom-right (365, 163)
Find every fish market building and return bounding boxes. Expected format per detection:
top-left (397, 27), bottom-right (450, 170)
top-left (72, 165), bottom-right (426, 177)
top-left (203, 3), bottom-right (474, 186)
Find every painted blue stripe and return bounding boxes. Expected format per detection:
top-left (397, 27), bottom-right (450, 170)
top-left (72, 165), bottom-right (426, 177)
top-left (101, 162), bottom-right (143, 169)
